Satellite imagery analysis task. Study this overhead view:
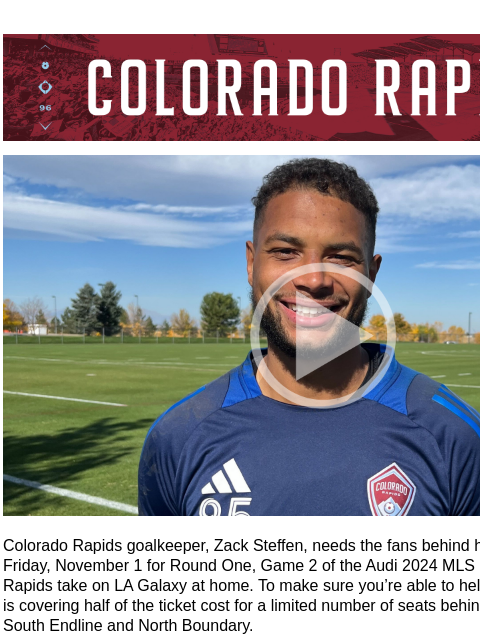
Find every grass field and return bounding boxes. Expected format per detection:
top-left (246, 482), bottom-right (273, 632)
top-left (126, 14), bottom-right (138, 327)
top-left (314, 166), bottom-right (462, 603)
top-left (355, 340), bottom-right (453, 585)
top-left (3, 342), bottom-right (480, 516)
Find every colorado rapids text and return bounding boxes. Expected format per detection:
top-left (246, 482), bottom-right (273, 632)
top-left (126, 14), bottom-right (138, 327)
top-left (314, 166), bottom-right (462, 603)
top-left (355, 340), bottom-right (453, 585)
top-left (88, 59), bottom-right (476, 118)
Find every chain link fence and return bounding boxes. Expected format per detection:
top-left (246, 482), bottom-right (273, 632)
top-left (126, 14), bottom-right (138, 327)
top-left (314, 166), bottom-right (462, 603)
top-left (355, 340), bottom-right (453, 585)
top-left (3, 328), bottom-right (268, 346)
top-left (3, 327), bottom-right (477, 346)
top-left (368, 331), bottom-right (478, 344)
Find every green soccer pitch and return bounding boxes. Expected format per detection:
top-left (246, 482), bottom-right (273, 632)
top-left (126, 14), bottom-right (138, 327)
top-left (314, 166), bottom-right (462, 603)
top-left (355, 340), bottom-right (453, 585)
top-left (3, 342), bottom-right (480, 516)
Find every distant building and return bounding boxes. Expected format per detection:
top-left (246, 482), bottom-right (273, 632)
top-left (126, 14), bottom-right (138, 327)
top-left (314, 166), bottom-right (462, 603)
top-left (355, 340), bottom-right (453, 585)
top-left (27, 324), bottom-right (48, 335)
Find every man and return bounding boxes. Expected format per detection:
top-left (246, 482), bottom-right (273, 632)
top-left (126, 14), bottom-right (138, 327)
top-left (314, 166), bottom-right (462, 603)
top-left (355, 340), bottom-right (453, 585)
top-left (138, 158), bottom-right (480, 516)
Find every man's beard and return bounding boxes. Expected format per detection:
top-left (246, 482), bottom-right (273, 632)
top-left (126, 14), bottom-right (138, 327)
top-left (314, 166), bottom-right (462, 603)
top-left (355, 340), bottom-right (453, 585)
top-left (250, 286), bottom-right (368, 363)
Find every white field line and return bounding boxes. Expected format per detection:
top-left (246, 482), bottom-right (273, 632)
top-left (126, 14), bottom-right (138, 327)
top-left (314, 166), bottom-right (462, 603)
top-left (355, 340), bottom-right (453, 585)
top-left (4, 356), bottom-right (232, 372)
top-left (3, 474), bottom-right (137, 514)
top-left (3, 391), bottom-right (127, 407)
top-left (4, 356), bottom-right (230, 366)
top-left (431, 375), bottom-right (446, 378)
top-left (5, 356), bottom-right (69, 362)
top-left (420, 352), bottom-right (479, 357)
top-left (445, 384), bottom-right (480, 389)
top-left (458, 373), bottom-right (472, 376)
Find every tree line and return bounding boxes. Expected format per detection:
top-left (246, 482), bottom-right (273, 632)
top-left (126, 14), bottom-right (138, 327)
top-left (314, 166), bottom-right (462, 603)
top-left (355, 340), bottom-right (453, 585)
top-left (367, 313), bottom-right (479, 343)
top-left (4, 289), bottom-right (477, 343)
top-left (3, 284), bottom-right (249, 338)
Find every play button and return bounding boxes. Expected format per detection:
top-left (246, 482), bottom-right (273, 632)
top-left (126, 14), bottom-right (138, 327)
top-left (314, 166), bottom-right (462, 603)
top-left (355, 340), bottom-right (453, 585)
top-left (250, 263), bottom-right (396, 408)
top-left (293, 291), bottom-right (374, 381)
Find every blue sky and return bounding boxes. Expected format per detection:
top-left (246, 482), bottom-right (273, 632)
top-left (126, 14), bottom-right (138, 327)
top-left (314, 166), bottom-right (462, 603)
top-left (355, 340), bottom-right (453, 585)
top-left (3, 155), bottom-right (480, 332)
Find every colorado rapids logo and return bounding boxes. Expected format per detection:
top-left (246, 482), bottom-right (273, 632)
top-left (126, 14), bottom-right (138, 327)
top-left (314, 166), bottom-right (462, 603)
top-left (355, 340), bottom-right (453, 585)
top-left (368, 463), bottom-right (416, 516)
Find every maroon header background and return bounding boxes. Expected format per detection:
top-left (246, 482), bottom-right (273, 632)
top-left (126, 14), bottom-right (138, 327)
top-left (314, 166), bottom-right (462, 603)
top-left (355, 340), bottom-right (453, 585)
top-left (3, 34), bottom-right (480, 141)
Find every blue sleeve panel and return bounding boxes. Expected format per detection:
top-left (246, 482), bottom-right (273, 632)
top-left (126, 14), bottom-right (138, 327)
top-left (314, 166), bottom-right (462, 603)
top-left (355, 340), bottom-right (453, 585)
top-left (405, 376), bottom-right (480, 516)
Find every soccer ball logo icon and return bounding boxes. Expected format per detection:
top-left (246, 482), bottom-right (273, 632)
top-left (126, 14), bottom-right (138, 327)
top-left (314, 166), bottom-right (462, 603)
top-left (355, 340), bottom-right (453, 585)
top-left (379, 497), bottom-right (401, 516)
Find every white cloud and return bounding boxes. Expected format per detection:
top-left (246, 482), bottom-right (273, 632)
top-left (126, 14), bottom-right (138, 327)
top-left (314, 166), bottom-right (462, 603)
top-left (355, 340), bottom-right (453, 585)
top-left (121, 202), bottom-right (246, 217)
top-left (2, 157), bottom-right (283, 207)
top-left (4, 158), bottom-right (480, 250)
top-left (3, 174), bottom-right (16, 187)
top-left (374, 239), bottom-right (428, 253)
top-left (448, 230), bottom-right (480, 238)
top-left (4, 156), bottom-right (477, 210)
top-left (4, 188), bottom-right (431, 253)
top-left (3, 191), bottom-right (253, 248)
top-left (372, 164), bottom-right (480, 222)
top-left (374, 221), bottom-right (429, 253)
top-left (416, 260), bottom-right (480, 270)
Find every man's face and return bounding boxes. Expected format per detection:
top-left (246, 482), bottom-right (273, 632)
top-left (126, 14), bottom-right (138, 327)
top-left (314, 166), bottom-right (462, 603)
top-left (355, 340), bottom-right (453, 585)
top-left (246, 189), bottom-right (382, 360)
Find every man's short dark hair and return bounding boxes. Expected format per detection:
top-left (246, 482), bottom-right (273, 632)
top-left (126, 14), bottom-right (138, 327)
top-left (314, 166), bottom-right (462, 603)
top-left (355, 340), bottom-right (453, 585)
top-left (252, 158), bottom-right (379, 253)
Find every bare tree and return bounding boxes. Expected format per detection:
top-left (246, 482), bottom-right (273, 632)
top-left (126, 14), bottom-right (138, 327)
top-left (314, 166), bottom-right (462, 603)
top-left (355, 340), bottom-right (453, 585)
top-left (241, 305), bottom-right (253, 336)
top-left (171, 309), bottom-right (195, 337)
top-left (19, 296), bottom-right (48, 331)
top-left (127, 302), bottom-right (146, 337)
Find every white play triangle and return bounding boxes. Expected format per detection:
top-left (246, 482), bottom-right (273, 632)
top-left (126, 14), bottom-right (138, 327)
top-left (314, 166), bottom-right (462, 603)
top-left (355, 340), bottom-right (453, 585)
top-left (294, 293), bottom-right (373, 381)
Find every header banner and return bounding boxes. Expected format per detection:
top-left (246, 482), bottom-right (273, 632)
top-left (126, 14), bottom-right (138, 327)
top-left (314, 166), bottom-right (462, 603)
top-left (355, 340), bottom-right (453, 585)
top-left (3, 34), bottom-right (480, 141)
